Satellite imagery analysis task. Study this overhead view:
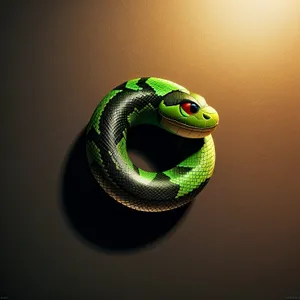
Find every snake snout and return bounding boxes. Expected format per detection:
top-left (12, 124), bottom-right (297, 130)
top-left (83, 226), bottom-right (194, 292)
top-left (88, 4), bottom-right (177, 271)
top-left (199, 106), bottom-right (219, 129)
top-left (203, 113), bottom-right (211, 120)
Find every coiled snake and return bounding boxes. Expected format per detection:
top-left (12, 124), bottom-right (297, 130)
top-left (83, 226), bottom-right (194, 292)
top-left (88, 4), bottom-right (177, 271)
top-left (86, 77), bottom-right (219, 212)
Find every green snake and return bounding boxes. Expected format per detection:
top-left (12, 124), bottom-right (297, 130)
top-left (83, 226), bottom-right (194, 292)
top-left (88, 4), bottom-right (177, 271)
top-left (86, 77), bottom-right (219, 212)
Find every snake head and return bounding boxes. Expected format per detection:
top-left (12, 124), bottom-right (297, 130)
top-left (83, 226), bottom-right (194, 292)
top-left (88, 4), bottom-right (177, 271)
top-left (158, 91), bottom-right (219, 138)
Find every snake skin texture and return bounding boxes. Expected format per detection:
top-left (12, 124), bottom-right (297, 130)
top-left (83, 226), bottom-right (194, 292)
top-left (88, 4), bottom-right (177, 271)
top-left (86, 77), bottom-right (216, 212)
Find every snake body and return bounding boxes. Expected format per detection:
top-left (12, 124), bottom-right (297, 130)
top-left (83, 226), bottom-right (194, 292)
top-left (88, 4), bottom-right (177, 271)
top-left (86, 77), bottom-right (219, 212)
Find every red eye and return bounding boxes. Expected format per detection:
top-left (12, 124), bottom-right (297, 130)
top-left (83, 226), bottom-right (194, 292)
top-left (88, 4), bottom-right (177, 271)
top-left (180, 102), bottom-right (199, 114)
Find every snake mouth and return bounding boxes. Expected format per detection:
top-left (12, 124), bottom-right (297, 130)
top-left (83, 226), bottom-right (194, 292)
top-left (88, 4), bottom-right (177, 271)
top-left (160, 115), bottom-right (218, 139)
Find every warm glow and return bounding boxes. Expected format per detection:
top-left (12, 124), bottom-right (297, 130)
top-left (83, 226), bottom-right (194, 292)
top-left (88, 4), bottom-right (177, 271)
top-left (225, 0), bottom-right (292, 22)
top-left (203, 0), bottom-right (298, 38)
top-left (221, 0), bottom-right (296, 36)
top-left (198, 0), bottom-right (299, 66)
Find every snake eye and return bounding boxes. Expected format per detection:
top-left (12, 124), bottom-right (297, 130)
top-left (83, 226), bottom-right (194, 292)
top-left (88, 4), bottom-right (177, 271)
top-left (180, 102), bottom-right (200, 115)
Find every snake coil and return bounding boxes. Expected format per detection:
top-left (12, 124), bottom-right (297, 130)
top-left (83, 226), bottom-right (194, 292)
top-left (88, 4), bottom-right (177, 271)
top-left (86, 77), bottom-right (219, 212)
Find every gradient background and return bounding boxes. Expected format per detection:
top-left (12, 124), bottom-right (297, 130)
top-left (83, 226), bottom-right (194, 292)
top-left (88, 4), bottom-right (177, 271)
top-left (1, 1), bottom-right (300, 299)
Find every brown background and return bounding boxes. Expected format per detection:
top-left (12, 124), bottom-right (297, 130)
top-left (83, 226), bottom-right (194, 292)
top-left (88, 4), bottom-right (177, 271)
top-left (1, 1), bottom-right (300, 299)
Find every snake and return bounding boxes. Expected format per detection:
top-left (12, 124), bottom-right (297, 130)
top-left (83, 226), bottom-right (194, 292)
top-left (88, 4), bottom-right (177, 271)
top-left (86, 77), bottom-right (219, 212)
